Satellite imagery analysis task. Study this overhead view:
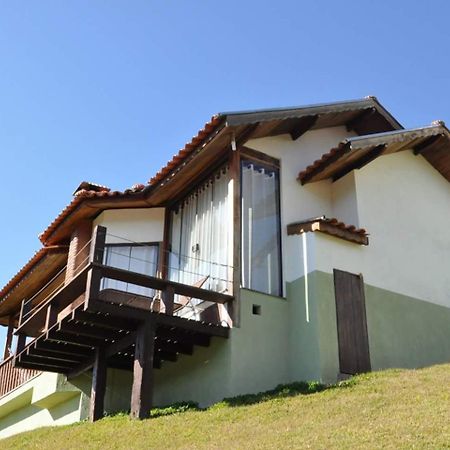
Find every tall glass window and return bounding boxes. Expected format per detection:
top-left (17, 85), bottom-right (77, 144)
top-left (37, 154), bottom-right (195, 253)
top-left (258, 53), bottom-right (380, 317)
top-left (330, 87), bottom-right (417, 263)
top-left (169, 166), bottom-right (231, 293)
top-left (241, 160), bottom-right (282, 296)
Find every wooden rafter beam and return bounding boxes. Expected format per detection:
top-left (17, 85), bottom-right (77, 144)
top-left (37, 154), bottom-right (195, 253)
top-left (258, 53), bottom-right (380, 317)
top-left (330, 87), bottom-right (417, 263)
top-left (332, 144), bottom-right (387, 182)
top-left (298, 142), bottom-right (351, 185)
top-left (413, 134), bottom-right (442, 155)
top-left (346, 108), bottom-right (376, 132)
top-left (289, 115), bottom-right (318, 141)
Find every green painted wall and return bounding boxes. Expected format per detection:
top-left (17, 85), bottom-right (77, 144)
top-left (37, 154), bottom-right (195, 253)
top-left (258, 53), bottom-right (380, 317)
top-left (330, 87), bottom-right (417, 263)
top-left (286, 271), bottom-right (340, 384)
top-left (154, 289), bottom-right (290, 407)
top-left (0, 373), bottom-right (86, 439)
top-left (295, 270), bottom-right (450, 378)
top-left (71, 368), bottom-right (133, 415)
top-left (365, 284), bottom-right (450, 370)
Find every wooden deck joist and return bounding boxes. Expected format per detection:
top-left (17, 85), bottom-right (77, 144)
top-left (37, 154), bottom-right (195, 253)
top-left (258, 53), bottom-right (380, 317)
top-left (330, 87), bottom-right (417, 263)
top-left (15, 300), bottom-right (228, 374)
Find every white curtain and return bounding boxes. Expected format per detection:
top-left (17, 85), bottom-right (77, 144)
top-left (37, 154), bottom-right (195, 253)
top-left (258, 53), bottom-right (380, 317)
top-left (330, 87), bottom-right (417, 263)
top-left (169, 167), bottom-right (230, 293)
top-left (102, 244), bottom-right (158, 297)
top-left (241, 162), bottom-right (281, 296)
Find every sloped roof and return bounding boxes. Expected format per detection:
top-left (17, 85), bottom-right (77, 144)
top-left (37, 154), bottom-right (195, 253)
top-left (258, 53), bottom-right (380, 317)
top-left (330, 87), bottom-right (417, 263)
top-left (298, 122), bottom-right (450, 184)
top-left (148, 96), bottom-right (402, 188)
top-left (0, 245), bottom-right (68, 325)
top-left (39, 185), bottom-right (147, 245)
top-left (39, 96), bottom-right (400, 245)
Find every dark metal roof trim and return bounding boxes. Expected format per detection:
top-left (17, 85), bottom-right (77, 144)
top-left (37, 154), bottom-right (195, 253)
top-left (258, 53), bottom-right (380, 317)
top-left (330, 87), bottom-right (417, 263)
top-left (345, 122), bottom-right (449, 149)
top-left (220, 96), bottom-right (403, 130)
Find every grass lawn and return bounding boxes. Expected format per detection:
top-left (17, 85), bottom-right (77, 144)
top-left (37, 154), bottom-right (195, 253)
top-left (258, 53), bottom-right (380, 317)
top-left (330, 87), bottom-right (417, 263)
top-left (3, 363), bottom-right (450, 449)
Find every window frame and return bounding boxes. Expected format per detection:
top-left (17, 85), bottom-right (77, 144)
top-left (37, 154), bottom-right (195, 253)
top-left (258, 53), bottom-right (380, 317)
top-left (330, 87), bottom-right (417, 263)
top-left (239, 149), bottom-right (283, 297)
top-left (103, 242), bottom-right (160, 274)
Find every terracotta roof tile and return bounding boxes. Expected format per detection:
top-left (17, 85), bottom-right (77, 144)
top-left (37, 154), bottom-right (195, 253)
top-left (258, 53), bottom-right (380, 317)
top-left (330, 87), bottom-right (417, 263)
top-left (297, 142), bottom-right (351, 183)
top-left (323, 217), bottom-right (367, 235)
top-left (39, 189), bottom-right (129, 244)
top-left (148, 115), bottom-right (224, 186)
top-left (287, 216), bottom-right (368, 245)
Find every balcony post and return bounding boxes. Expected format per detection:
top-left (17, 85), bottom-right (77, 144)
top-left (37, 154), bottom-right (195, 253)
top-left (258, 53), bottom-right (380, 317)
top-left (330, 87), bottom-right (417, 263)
top-left (89, 225), bottom-right (107, 265)
top-left (3, 316), bottom-right (14, 360)
top-left (84, 226), bottom-right (107, 307)
top-left (16, 299), bottom-right (32, 355)
top-left (162, 286), bottom-right (175, 316)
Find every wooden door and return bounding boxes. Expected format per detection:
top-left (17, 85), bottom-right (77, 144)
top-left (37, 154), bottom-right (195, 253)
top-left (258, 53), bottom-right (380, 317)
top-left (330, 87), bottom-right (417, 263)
top-left (334, 269), bottom-right (371, 375)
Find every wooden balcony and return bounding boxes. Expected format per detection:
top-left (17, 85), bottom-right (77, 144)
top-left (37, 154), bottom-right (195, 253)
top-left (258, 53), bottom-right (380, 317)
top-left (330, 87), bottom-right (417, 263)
top-left (11, 225), bottom-right (233, 420)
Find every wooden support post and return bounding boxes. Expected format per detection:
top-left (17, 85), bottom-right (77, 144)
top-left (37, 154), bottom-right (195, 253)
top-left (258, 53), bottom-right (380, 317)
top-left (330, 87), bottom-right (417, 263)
top-left (3, 316), bottom-right (14, 360)
top-left (89, 225), bottom-right (106, 264)
top-left (15, 334), bottom-right (26, 355)
top-left (89, 347), bottom-right (107, 422)
top-left (84, 225), bottom-right (107, 307)
top-left (130, 318), bottom-right (155, 420)
top-left (162, 286), bottom-right (175, 316)
top-left (44, 302), bottom-right (59, 331)
top-left (90, 225), bottom-right (107, 264)
top-left (15, 299), bottom-right (32, 355)
top-left (161, 208), bottom-right (171, 280)
top-left (85, 266), bottom-right (102, 305)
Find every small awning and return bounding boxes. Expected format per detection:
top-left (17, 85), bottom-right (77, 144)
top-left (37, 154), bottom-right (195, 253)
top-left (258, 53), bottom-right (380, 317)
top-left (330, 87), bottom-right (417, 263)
top-left (298, 122), bottom-right (450, 184)
top-left (287, 216), bottom-right (368, 245)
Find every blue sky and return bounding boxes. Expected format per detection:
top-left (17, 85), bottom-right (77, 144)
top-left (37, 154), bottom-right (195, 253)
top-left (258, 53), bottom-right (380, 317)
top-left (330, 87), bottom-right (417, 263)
top-left (0, 1), bottom-right (449, 349)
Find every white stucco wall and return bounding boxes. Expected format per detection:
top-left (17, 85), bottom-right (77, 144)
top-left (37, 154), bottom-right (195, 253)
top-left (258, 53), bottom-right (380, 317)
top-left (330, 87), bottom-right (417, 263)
top-left (331, 171), bottom-right (359, 227)
top-left (315, 150), bottom-right (450, 308)
top-left (248, 129), bottom-right (450, 309)
top-left (93, 208), bottom-right (165, 244)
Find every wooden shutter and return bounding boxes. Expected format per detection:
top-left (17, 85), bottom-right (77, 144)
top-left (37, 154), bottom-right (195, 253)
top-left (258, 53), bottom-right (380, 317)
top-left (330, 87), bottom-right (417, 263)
top-left (334, 269), bottom-right (371, 375)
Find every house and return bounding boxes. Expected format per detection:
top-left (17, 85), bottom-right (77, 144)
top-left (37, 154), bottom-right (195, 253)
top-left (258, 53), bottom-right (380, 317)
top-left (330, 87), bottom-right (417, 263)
top-left (0, 96), bottom-right (449, 438)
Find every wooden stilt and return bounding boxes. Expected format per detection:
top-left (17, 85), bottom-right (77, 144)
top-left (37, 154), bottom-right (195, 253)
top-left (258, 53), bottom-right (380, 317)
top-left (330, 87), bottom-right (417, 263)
top-left (130, 318), bottom-right (155, 419)
top-left (89, 347), bottom-right (107, 422)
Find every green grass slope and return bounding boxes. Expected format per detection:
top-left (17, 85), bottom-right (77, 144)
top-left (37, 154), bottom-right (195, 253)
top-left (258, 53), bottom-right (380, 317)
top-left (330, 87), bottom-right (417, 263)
top-left (3, 364), bottom-right (450, 449)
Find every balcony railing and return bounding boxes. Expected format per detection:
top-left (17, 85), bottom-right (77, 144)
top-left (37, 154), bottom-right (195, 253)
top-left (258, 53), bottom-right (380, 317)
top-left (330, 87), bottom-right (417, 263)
top-left (15, 225), bottom-right (234, 342)
top-left (0, 355), bottom-right (40, 399)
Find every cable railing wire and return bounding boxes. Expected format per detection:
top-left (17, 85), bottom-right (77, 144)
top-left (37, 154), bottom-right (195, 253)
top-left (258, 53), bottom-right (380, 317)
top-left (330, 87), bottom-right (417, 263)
top-left (20, 232), bottom-right (234, 325)
top-left (21, 239), bottom-right (93, 321)
top-left (104, 247), bottom-right (232, 287)
top-left (106, 232), bottom-right (234, 269)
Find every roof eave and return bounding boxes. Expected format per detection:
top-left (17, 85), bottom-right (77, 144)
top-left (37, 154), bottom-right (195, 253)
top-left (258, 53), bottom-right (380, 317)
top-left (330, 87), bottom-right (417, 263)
top-left (222, 96), bottom-right (403, 130)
